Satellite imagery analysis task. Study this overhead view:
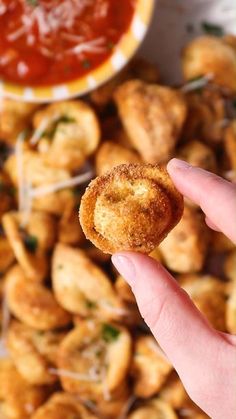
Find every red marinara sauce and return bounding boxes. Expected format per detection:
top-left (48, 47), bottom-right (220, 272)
top-left (0, 0), bottom-right (135, 86)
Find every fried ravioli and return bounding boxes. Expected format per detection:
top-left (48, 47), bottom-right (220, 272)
top-left (79, 164), bottom-right (184, 254)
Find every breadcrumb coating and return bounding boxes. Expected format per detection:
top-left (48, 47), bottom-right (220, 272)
top-left (79, 164), bottom-right (183, 254)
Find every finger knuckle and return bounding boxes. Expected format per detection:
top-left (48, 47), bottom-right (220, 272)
top-left (140, 294), bottom-right (169, 332)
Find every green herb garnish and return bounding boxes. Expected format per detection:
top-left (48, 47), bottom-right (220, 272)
top-left (82, 59), bottom-right (91, 69)
top-left (36, 330), bottom-right (45, 336)
top-left (107, 41), bottom-right (115, 50)
top-left (57, 116), bottom-right (76, 124)
top-left (27, 0), bottom-right (39, 6)
top-left (40, 116), bottom-right (76, 139)
top-left (188, 75), bottom-right (206, 83)
top-left (0, 180), bottom-right (4, 193)
top-left (63, 65), bottom-right (71, 75)
top-left (72, 187), bottom-right (81, 198)
top-left (23, 234), bottom-right (38, 253)
top-left (0, 141), bottom-right (12, 168)
top-left (0, 181), bottom-right (15, 197)
top-left (95, 349), bottom-right (103, 358)
top-left (201, 21), bottom-right (224, 37)
top-left (85, 299), bottom-right (97, 310)
top-left (102, 324), bottom-right (120, 343)
top-left (85, 300), bottom-right (97, 310)
top-left (8, 186), bottom-right (16, 197)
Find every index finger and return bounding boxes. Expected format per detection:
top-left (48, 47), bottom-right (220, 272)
top-left (167, 159), bottom-right (236, 243)
top-left (111, 252), bottom-right (235, 419)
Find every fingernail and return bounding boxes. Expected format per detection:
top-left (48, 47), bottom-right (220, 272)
top-left (167, 158), bottom-right (192, 173)
top-left (112, 254), bottom-right (136, 285)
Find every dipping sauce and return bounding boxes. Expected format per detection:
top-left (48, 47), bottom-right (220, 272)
top-left (0, 0), bottom-right (135, 86)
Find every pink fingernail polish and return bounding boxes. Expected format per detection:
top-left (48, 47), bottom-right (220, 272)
top-left (112, 254), bottom-right (136, 285)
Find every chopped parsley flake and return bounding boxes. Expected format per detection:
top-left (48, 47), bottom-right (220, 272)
top-left (107, 41), bottom-right (115, 50)
top-left (40, 116), bottom-right (76, 139)
top-left (0, 141), bottom-right (12, 168)
top-left (201, 21), bottom-right (224, 37)
top-left (57, 115), bottom-right (76, 124)
top-left (95, 349), bottom-right (103, 358)
top-left (82, 59), bottom-right (91, 69)
top-left (22, 234), bottom-right (38, 253)
top-left (102, 324), bottom-right (120, 343)
top-left (0, 180), bottom-right (4, 193)
top-left (85, 299), bottom-right (97, 310)
top-left (0, 181), bottom-right (15, 197)
top-left (27, 0), bottom-right (39, 6)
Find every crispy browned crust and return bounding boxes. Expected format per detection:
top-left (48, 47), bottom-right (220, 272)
top-left (79, 164), bottom-right (184, 254)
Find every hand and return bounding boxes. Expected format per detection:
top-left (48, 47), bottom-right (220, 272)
top-left (112, 159), bottom-right (236, 419)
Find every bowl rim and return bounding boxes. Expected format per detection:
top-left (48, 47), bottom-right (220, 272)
top-left (0, 0), bottom-right (155, 103)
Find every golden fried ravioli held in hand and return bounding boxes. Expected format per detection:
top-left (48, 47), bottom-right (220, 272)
top-left (114, 80), bottom-right (187, 163)
top-left (79, 164), bottom-right (184, 254)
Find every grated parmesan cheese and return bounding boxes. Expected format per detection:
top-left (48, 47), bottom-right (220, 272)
top-left (100, 301), bottom-right (129, 317)
top-left (15, 129), bottom-right (93, 226)
top-left (48, 367), bottom-right (101, 382)
top-left (0, 0), bottom-right (6, 16)
top-left (5, 0), bottom-right (107, 59)
top-left (66, 37), bottom-right (106, 57)
top-left (15, 132), bottom-right (33, 227)
top-left (16, 131), bottom-right (27, 215)
top-left (20, 180), bottom-right (33, 228)
top-left (0, 297), bottom-right (10, 359)
top-left (30, 115), bottom-right (53, 145)
top-left (118, 396), bottom-right (136, 419)
top-left (181, 73), bottom-right (213, 93)
top-left (30, 170), bottom-right (94, 198)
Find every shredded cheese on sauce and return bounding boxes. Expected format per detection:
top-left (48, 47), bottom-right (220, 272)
top-left (20, 0), bottom-right (93, 37)
top-left (0, 1), bottom-right (6, 16)
top-left (4, 0), bottom-right (107, 59)
top-left (67, 37), bottom-right (106, 57)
